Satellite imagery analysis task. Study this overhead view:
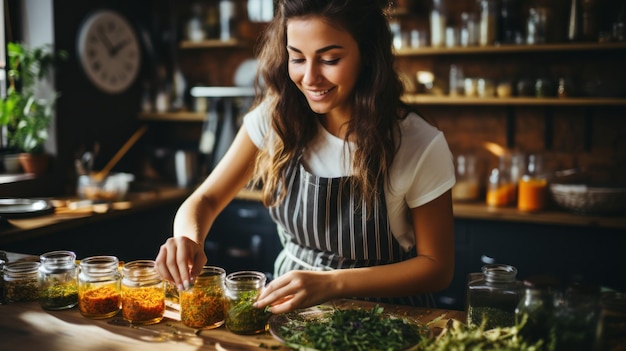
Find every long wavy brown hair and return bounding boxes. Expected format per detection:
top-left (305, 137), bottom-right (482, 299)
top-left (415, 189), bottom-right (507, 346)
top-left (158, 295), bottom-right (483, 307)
top-left (252, 0), bottom-right (411, 209)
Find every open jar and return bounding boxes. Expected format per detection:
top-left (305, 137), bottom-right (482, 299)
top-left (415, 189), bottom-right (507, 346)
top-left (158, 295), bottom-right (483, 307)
top-left (180, 266), bottom-right (226, 329)
top-left (121, 260), bottom-right (165, 325)
top-left (467, 264), bottom-right (521, 330)
top-left (224, 271), bottom-right (270, 334)
top-left (3, 261), bottom-right (41, 303)
top-left (38, 250), bottom-right (78, 310)
top-left (78, 256), bottom-right (122, 319)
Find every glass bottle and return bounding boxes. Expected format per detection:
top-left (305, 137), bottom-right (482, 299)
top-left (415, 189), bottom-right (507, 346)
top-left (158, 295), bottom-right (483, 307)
top-left (121, 260), bottom-right (165, 325)
top-left (460, 12), bottom-right (478, 47)
top-left (478, 0), bottom-right (497, 46)
top-left (38, 250), bottom-right (78, 310)
top-left (3, 261), bottom-right (41, 303)
top-left (180, 266), bottom-right (226, 329)
top-left (78, 256), bottom-right (122, 319)
top-left (467, 264), bottom-right (521, 330)
top-left (518, 154), bottom-right (548, 212)
top-left (224, 271), bottom-right (270, 334)
top-left (430, 0), bottom-right (446, 47)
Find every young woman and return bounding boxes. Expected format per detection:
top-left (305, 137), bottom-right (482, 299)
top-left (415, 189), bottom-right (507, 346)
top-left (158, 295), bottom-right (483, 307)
top-left (155, 0), bottom-right (456, 314)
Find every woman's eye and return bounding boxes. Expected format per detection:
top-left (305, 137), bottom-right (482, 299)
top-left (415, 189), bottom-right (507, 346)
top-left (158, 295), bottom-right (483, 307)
top-left (289, 58), bottom-right (305, 64)
top-left (322, 58), bottom-right (340, 65)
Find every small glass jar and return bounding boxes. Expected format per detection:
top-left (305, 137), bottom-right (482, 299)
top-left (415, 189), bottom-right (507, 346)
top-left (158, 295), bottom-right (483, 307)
top-left (452, 154), bottom-right (480, 202)
top-left (78, 256), bottom-right (122, 319)
top-left (0, 257), bottom-right (6, 304)
top-left (224, 271), bottom-right (270, 334)
top-left (38, 250), bottom-right (78, 310)
top-left (121, 260), bottom-right (165, 325)
top-left (3, 261), bottom-right (41, 303)
top-left (598, 292), bottom-right (626, 351)
top-left (552, 282), bottom-right (601, 351)
top-left (180, 266), bottom-right (226, 329)
top-left (467, 264), bottom-right (521, 330)
top-left (518, 154), bottom-right (548, 212)
top-left (515, 276), bottom-right (560, 345)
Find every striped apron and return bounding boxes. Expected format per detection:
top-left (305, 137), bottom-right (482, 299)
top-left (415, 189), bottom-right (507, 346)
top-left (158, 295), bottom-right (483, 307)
top-left (269, 158), bottom-right (433, 307)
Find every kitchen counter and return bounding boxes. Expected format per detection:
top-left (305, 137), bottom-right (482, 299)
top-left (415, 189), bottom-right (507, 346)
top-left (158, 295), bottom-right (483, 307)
top-left (0, 253), bottom-right (465, 351)
top-left (0, 299), bottom-right (464, 351)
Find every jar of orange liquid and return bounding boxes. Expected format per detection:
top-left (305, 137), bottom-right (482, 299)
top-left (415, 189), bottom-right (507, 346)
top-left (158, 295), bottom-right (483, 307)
top-left (518, 154), bottom-right (547, 212)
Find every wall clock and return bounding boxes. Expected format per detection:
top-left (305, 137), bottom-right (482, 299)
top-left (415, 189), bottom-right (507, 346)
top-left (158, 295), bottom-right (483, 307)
top-left (77, 10), bottom-right (141, 94)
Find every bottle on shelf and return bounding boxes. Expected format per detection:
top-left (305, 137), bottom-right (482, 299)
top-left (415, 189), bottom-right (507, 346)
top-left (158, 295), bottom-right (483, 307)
top-left (430, 0), bottom-right (447, 47)
top-left (518, 154), bottom-right (548, 212)
top-left (478, 0), bottom-right (497, 46)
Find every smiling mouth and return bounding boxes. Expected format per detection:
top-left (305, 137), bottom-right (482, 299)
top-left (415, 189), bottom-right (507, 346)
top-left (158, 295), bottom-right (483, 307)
top-left (310, 88), bottom-right (333, 96)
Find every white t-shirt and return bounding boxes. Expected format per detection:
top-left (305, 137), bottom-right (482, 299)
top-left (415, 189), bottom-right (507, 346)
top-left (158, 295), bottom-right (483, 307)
top-left (243, 103), bottom-right (455, 251)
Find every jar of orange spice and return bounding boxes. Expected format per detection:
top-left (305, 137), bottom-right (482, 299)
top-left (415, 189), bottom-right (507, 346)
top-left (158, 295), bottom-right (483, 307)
top-left (121, 260), bottom-right (165, 325)
top-left (180, 266), bottom-right (226, 329)
top-left (78, 256), bottom-right (122, 319)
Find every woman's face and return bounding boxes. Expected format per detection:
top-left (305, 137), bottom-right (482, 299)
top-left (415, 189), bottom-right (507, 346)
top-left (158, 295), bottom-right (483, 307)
top-left (286, 16), bottom-right (362, 120)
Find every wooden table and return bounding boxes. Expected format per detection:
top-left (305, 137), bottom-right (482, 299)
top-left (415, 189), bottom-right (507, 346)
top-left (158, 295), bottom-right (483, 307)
top-left (1, 292), bottom-right (464, 351)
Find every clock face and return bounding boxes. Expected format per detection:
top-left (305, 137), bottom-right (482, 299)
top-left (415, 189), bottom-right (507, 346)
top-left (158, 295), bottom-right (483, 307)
top-left (77, 10), bottom-right (141, 94)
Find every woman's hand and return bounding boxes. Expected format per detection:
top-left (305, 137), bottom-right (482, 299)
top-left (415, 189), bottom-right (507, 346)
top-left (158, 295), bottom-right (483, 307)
top-left (253, 270), bottom-right (338, 314)
top-left (155, 236), bottom-right (207, 291)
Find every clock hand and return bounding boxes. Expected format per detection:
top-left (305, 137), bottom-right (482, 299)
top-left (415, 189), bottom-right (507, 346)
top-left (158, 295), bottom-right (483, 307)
top-left (110, 39), bottom-right (131, 57)
top-left (97, 27), bottom-right (115, 55)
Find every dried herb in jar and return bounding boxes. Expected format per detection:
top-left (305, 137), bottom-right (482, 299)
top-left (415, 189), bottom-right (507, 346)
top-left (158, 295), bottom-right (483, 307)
top-left (40, 283), bottom-right (78, 309)
top-left (121, 286), bottom-right (165, 323)
top-left (181, 285), bottom-right (225, 328)
top-left (79, 285), bottom-right (121, 318)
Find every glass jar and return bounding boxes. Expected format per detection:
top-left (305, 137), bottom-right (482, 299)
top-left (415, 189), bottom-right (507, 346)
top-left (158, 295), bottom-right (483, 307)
top-left (518, 154), bottom-right (548, 212)
top-left (3, 261), bottom-right (41, 303)
top-left (38, 250), bottom-right (78, 310)
top-left (452, 154), bottom-right (480, 202)
top-left (0, 257), bottom-right (5, 304)
top-left (515, 276), bottom-right (560, 345)
top-left (121, 260), bottom-right (165, 325)
top-left (78, 256), bottom-right (122, 319)
top-left (224, 271), bottom-right (270, 334)
top-left (598, 292), bottom-right (626, 351)
top-left (467, 264), bottom-right (521, 330)
top-left (552, 282), bottom-right (601, 351)
top-left (180, 266), bottom-right (226, 329)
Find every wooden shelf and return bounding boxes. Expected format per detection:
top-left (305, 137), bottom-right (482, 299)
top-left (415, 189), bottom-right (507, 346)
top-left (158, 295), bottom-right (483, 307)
top-left (402, 95), bottom-right (626, 106)
top-left (395, 42), bottom-right (626, 56)
top-left (138, 111), bottom-right (205, 122)
top-left (179, 39), bottom-right (251, 49)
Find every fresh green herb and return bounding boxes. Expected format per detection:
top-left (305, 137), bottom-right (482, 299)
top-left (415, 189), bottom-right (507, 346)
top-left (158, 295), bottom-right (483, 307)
top-left (419, 317), bottom-right (548, 351)
top-left (279, 305), bottom-right (429, 351)
top-left (225, 289), bottom-right (271, 334)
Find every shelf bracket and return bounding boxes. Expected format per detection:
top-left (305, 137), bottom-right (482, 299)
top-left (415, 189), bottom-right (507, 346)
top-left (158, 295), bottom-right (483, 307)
top-left (506, 106), bottom-right (516, 149)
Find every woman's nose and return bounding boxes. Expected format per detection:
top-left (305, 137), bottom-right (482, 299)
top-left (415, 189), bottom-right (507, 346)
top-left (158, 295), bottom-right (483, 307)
top-left (303, 62), bottom-right (321, 85)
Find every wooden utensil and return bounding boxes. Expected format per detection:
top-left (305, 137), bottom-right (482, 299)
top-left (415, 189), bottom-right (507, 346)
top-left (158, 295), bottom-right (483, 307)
top-left (93, 125), bottom-right (148, 181)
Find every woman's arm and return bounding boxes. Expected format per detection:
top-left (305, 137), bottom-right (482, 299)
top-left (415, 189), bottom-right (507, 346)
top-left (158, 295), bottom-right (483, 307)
top-left (254, 190), bottom-right (455, 313)
top-left (155, 126), bottom-right (259, 290)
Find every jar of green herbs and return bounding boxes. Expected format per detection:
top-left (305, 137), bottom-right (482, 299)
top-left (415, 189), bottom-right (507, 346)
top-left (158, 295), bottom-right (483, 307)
top-left (38, 250), bottom-right (78, 310)
top-left (3, 261), bottom-right (41, 303)
top-left (224, 271), bottom-right (270, 334)
top-left (466, 264), bottom-right (521, 330)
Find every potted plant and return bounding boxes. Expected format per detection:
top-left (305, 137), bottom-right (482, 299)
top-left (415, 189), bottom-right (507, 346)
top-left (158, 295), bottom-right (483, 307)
top-left (0, 42), bottom-right (66, 174)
